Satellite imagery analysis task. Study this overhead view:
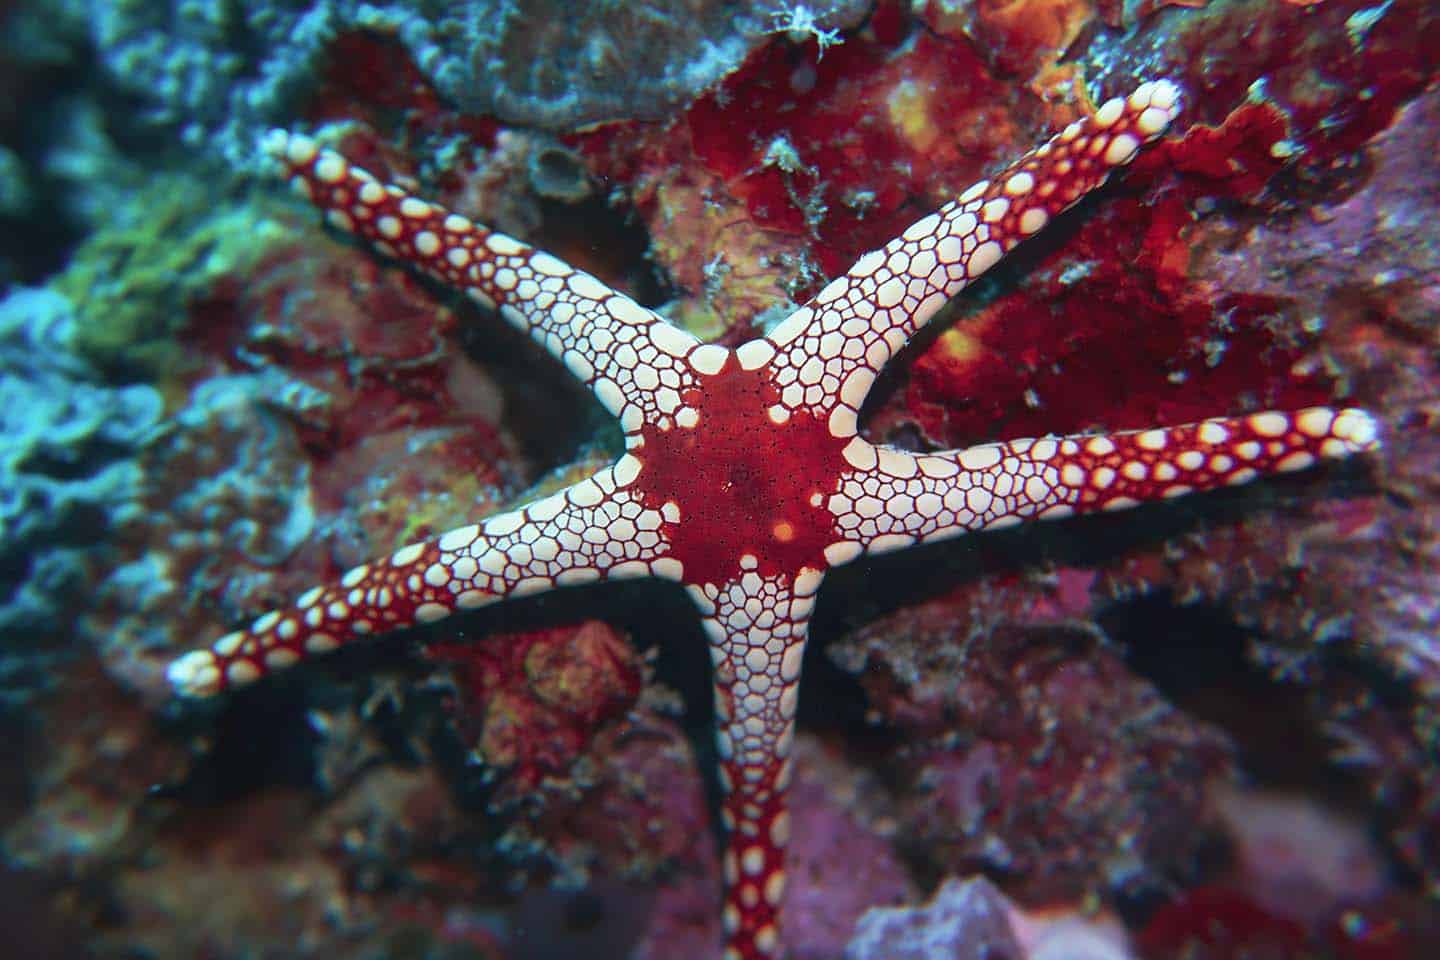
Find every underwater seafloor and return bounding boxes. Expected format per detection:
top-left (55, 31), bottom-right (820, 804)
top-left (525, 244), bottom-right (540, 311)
top-left (1, 0), bottom-right (1438, 957)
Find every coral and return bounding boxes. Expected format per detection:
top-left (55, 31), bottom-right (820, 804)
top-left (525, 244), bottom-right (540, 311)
top-left (1134, 787), bottom-right (1429, 959)
top-left (576, 3), bottom-right (1050, 337)
top-left (86, 371), bottom-right (325, 696)
top-left (1185, 84), bottom-right (1440, 690)
top-left (432, 0), bottom-right (871, 129)
top-left (776, 736), bottom-right (916, 959)
top-left (54, 175), bottom-right (292, 379)
top-left (631, 732), bottom-right (915, 959)
top-left (499, 705), bottom-right (711, 895)
top-left (847, 871), bottom-right (1135, 959)
top-left (106, 766), bottom-right (486, 958)
top-left (889, 94), bottom-right (1333, 453)
top-left (1083, 0), bottom-right (1438, 167)
top-left (1211, 786), bottom-right (1386, 931)
top-left (0, 287), bottom-right (161, 703)
top-left (2, 663), bottom-right (187, 871)
top-left (921, 0), bottom-right (1100, 88)
top-left (426, 620), bottom-right (644, 804)
top-left (69, 173), bottom-right (527, 698)
top-left (0, 81), bottom-right (151, 286)
top-left (1101, 82), bottom-right (1440, 891)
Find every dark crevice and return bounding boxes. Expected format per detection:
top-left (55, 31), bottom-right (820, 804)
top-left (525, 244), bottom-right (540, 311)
top-left (165, 677), bottom-right (321, 805)
top-left (1098, 593), bottom-right (1373, 810)
top-left (453, 306), bottom-right (608, 473)
top-left (451, 189), bottom-right (674, 479)
top-left (531, 192), bottom-right (676, 310)
top-left (0, 49), bottom-right (91, 284)
top-left (17, 438), bottom-right (136, 481)
top-left (0, 865), bottom-right (92, 960)
top-left (0, 551), bottom-right (30, 606)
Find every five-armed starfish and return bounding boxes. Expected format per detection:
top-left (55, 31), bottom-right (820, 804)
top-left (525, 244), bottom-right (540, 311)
top-left (169, 80), bottom-right (1377, 958)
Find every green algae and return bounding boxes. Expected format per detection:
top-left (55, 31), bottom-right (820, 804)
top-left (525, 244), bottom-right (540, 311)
top-left (54, 173), bottom-right (292, 381)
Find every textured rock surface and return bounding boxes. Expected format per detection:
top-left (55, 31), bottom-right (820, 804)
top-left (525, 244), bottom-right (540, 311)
top-left (831, 597), bottom-right (1234, 906)
top-left (1103, 83), bottom-right (1440, 892)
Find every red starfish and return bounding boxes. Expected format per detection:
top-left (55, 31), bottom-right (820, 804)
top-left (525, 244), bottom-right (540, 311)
top-left (168, 80), bottom-right (1377, 958)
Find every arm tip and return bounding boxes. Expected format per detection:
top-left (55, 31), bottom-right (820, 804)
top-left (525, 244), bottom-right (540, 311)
top-left (1332, 407), bottom-right (1380, 453)
top-left (167, 649), bottom-right (222, 699)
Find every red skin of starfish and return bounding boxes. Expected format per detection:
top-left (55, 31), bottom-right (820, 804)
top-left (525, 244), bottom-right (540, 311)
top-left (167, 80), bottom-right (1379, 959)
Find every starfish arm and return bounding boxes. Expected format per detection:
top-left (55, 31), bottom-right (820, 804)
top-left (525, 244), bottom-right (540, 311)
top-left (167, 457), bottom-right (681, 698)
top-left (823, 407), bottom-right (1379, 558)
top-left (687, 567), bottom-right (824, 960)
top-left (262, 131), bottom-right (723, 434)
top-left (748, 80), bottom-right (1183, 421)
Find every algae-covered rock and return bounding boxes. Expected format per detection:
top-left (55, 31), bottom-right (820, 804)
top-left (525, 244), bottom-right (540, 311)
top-left (54, 173), bottom-right (291, 380)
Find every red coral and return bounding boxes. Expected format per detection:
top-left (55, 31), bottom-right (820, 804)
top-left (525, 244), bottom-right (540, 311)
top-left (1152, 100), bottom-right (1293, 199)
top-left (1141, 0), bottom-right (1438, 171)
top-left (574, 1), bottom-right (1047, 323)
top-left (308, 31), bottom-right (500, 151)
top-left (1137, 887), bottom-right (1311, 959)
top-left (923, 0), bottom-right (1100, 82)
top-left (426, 621), bottom-right (643, 800)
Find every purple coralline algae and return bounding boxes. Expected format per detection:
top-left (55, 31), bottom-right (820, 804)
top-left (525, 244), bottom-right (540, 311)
top-left (831, 594), bottom-right (1235, 906)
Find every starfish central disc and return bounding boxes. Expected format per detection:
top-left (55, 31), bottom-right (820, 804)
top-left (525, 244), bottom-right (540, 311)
top-left (634, 357), bottom-right (850, 587)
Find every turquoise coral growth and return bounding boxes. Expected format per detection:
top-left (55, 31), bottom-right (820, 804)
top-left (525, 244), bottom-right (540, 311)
top-left (0, 288), bottom-right (161, 700)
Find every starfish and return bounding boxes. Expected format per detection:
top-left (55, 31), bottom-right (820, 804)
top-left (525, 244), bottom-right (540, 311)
top-left (168, 80), bottom-right (1378, 959)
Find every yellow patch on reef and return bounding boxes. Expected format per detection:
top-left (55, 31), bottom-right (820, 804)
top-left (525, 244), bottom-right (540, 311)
top-left (983, 0), bottom-right (1096, 70)
top-left (886, 80), bottom-right (940, 154)
top-left (54, 173), bottom-right (292, 382)
top-left (389, 449), bottom-right (615, 554)
top-left (935, 325), bottom-right (985, 366)
top-left (647, 176), bottom-right (805, 341)
top-left (388, 473), bottom-right (502, 552)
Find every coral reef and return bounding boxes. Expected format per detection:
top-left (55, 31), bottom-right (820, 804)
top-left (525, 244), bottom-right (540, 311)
top-left (0, 288), bottom-right (161, 703)
top-left (0, 0), bottom-right (1436, 957)
top-left (52, 175), bottom-right (293, 379)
